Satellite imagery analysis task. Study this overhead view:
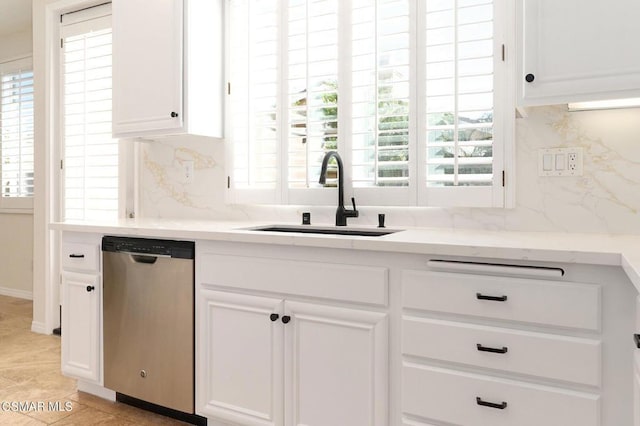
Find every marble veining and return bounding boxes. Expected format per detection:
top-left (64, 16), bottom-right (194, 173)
top-left (138, 106), bottom-right (640, 234)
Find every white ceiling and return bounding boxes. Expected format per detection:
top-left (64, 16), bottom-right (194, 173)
top-left (0, 0), bottom-right (32, 38)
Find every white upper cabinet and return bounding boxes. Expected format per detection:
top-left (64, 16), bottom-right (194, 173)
top-left (518, 0), bottom-right (640, 106)
top-left (112, 0), bottom-right (223, 138)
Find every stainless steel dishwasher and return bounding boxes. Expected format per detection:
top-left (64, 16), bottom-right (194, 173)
top-left (102, 236), bottom-right (195, 416)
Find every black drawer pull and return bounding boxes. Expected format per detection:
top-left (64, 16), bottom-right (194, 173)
top-left (476, 292), bottom-right (507, 302)
top-left (634, 334), bottom-right (640, 349)
top-left (69, 254), bottom-right (85, 258)
top-left (477, 344), bottom-right (508, 354)
top-left (476, 397), bottom-right (507, 410)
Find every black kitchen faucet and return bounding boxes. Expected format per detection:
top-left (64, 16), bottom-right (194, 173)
top-left (318, 151), bottom-right (359, 226)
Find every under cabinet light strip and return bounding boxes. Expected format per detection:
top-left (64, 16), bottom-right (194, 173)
top-left (427, 260), bottom-right (564, 278)
top-left (568, 98), bottom-right (640, 111)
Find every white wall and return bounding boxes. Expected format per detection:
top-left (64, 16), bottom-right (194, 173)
top-left (0, 29), bottom-right (32, 60)
top-left (139, 105), bottom-right (640, 234)
top-left (0, 29), bottom-right (34, 299)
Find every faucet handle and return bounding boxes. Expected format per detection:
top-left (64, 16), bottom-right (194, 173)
top-left (351, 197), bottom-right (357, 211)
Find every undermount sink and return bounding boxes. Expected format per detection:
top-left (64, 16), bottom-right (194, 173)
top-left (248, 225), bottom-right (401, 237)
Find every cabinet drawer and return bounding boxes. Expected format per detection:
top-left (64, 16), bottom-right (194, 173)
top-left (402, 317), bottom-right (601, 386)
top-left (403, 364), bottom-right (600, 426)
top-left (402, 270), bottom-right (600, 330)
top-left (61, 242), bottom-right (100, 272)
top-left (198, 253), bottom-right (388, 306)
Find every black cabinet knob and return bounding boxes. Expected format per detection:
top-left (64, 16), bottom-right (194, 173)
top-left (634, 333), bottom-right (640, 348)
top-left (86, 285), bottom-right (95, 292)
top-left (281, 315), bottom-right (291, 324)
top-left (270, 313), bottom-right (279, 322)
top-left (525, 73), bottom-right (535, 83)
top-left (170, 111), bottom-right (179, 118)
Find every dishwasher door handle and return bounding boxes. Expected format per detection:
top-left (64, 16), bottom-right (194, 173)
top-left (129, 253), bottom-right (163, 264)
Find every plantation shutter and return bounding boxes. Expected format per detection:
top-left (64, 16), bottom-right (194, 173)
top-left (227, 0), bottom-right (279, 203)
top-left (351, 0), bottom-right (411, 188)
top-left (0, 57), bottom-right (34, 209)
top-left (61, 3), bottom-right (119, 220)
top-left (287, 0), bottom-right (339, 194)
top-left (421, 0), bottom-right (504, 207)
top-left (227, 0), bottom-right (508, 207)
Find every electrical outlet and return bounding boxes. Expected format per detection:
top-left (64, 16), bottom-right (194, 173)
top-left (184, 161), bottom-right (194, 184)
top-left (568, 152), bottom-right (578, 171)
top-left (538, 147), bottom-right (583, 176)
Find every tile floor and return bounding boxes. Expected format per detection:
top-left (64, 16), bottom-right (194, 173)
top-left (0, 295), bottom-right (188, 425)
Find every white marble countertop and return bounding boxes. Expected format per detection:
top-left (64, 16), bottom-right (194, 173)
top-left (50, 218), bottom-right (640, 292)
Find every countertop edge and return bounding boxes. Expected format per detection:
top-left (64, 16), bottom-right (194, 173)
top-left (50, 220), bottom-right (640, 292)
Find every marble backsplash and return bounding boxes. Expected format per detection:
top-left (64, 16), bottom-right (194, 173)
top-left (138, 105), bottom-right (640, 234)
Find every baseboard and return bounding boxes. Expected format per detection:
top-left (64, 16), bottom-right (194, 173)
top-left (0, 286), bottom-right (32, 300)
top-left (31, 321), bottom-right (48, 334)
top-left (77, 380), bottom-right (116, 401)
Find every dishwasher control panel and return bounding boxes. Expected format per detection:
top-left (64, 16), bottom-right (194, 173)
top-left (101, 236), bottom-right (194, 259)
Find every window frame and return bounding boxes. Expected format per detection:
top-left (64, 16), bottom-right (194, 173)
top-left (225, 0), bottom-right (515, 209)
top-left (0, 55), bottom-right (35, 213)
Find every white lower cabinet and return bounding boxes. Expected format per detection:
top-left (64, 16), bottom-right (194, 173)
top-left (403, 364), bottom-right (599, 426)
top-left (198, 290), bottom-right (284, 426)
top-left (198, 289), bottom-right (387, 426)
top-left (284, 301), bottom-right (387, 426)
top-left (60, 232), bottom-right (102, 385)
top-left (196, 243), bottom-right (389, 426)
top-left (61, 271), bottom-right (100, 382)
top-left (400, 262), bottom-right (616, 426)
top-left (634, 296), bottom-right (640, 426)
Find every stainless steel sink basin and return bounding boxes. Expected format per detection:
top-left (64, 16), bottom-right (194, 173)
top-left (249, 225), bottom-right (401, 237)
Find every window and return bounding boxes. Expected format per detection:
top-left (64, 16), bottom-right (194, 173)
top-left (61, 3), bottom-right (119, 221)
top-left (0, 56), bottom-right (34, 210)
top-left (228, 0), bottom-right (511, 207)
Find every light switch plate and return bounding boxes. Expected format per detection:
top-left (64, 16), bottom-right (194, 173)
top-left (538, 147), bottom-right (583, 177)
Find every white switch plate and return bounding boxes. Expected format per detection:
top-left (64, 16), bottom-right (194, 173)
top-left (538, 147), bottom-right (583, 177)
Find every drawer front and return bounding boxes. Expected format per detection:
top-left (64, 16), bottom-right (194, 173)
top-left (198, 253), bottom-right (388, 306)
top-left (402, 317), bottom-right (601, 386)
top-left (402, 270), bottom-right (600, 330)
top-left (61, 242), bottom-right (100, 272)
top-left (403, 363), bottom-right (600, 426)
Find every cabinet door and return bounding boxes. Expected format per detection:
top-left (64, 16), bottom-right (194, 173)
top-left (635, 352), bottom-right (640, 426)
top-left (519, 0), bottom-right (640, 105)
top-left (112, 0), bottom-right (183, 137)
top-left (284, 301), bottom-right (388, 426)
top-left (197, 289), bottom-right (284, 426)
top-left (635, 295), bottom-right (640, 426)
top-left (61, 272), bottom-right (100, 383)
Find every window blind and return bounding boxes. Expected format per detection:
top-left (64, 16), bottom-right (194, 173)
top-left (287, 0), bottom-right (339, 190)
top-left (228, 0), bottom-right (507, 207)
top-left (228, 0), bottom-right (279, 192)
top-left (424, 0), bottom-right (495, 187)
top-left (0, 57), bottom-right (34, 202)
top-left (352, 0), bottom-right (411, 189)
top-left (61, 4), bottom-right (118, 221)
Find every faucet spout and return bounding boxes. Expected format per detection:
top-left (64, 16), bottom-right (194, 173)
top-left (319, 151), bottom-right (359, 226)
